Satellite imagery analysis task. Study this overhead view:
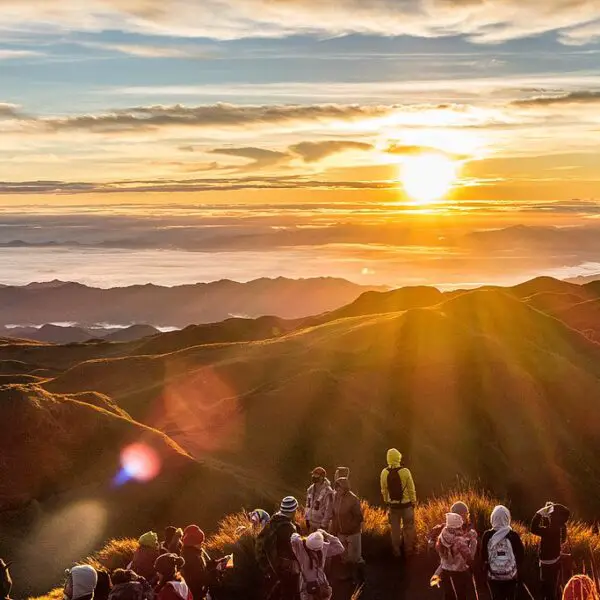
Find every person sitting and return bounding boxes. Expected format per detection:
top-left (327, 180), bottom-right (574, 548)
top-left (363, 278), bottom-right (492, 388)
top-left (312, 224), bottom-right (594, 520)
top-left (64, 565), bottom-right (99, 600)
top-left (132, 532), bottom-right (161, 585)
top-left (436, 513), bottom-right (476, 600)
top-left (108, 570), bottom-right (153, 600)
top-left (154, 554), bottom-right (192, 600)
top-left (181, 525), bottom-right (211, 600)
top-left (161, 528), bottom-right (184, 556)
top-left (0, 559), bottom-right (13, 600)
top-left (531, 502), bottom-right (571, 600)
top-left (290, 530), bottom-right (345, 600)
top-left (482, 505), bottom-right (525, 600)
top-left (562, 575), bottom-right (600, 600)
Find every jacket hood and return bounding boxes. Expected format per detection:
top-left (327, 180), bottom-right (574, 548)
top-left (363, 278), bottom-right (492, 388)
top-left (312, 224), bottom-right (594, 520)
top-left (335, 477), bottom-right (351, 492)
top-left (552, 504), bottom-right (571, 526)
top-left (138, 532), bottom-right (159, 550)
top-left (439, 526), bottom-right (460, 549)
top-left (69, 565), bottom-right (98, 600)
top-left (387, 448), bottom-right (402, 468)
top-left (168, 581), bottom-right (190, 600)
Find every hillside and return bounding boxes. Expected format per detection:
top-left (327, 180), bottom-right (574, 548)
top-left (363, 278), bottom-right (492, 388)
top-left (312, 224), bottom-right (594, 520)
top-left (43, 284), bottom-right (600, 520)
top-left (2, 324), bottom-right (161, 344)
top-left (0, 277), bottom-right (382, 328)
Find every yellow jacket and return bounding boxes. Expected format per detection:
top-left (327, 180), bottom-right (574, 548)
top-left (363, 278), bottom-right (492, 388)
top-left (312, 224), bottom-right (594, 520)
top-left (380, 448), bottom-right (417, 505)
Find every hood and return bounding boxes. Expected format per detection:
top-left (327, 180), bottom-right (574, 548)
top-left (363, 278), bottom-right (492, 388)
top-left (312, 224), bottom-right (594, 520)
top-left (69, 565), bottom-right (98, 600)
top-left (439, 526), bottom-right (460, 549)
top-left (491, 505), bottom-right (511, 530)
top-left (168, 581), bottom-right (190, 600)
top-left (138, 532), bottom-right (159, 550)
top-left (552, 504), bottom-right (571, 527)
top-left (387, 448), bottom-right (402, 468)
top-left (336, 477), bottom-right (351, 493)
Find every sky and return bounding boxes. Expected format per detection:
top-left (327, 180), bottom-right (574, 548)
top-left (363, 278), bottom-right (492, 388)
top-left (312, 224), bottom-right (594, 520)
top-left (1, 0), bottom-right (600, 288)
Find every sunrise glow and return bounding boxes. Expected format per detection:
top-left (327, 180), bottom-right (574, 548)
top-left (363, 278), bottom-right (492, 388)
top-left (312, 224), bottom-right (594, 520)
top-left (400, 153), bottom-right (459, 204)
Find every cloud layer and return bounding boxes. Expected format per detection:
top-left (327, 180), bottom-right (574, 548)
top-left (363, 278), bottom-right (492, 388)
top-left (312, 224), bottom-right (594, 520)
top-left (1, 0), bottom-right (600, 43)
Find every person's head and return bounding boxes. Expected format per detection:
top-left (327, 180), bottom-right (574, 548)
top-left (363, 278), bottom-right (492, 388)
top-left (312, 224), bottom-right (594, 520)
top-left (306, 531), bottom-right (324, 553)
top-left (450, 502), bottom-right (470, 525)
top-left (154, 554), bottom-right (185, 586)
top-left (445, 512), bottom-right (464, 531)
top-left (182, 525), bottom-right (205, 549)
top-left (64, 565), bottom-right (98, 600)
top-left (164, 527), bottom-right (178, 545)
top-left (491, 505), bottom-right (511, 531)
top-left (562, 575), bottom-right (600, 600)
top-left (335, 477), bottom-right (351, 495)
top-left (110, 570), bottom-right (138, 587)
top-left (249, 509), bottom-right (270, 530)
top-left (279, 496), bottom-right (299, 519)
top-left (93, 571), bottom-right (111, 600)
top-left (386, 448), bottom-right (402, 468)
top-left (311, 467), bottom-right (326, 484)
top-left (0, 560), bottom-right (12, 599)
top-left (138, 532), bottom-right (159, 551)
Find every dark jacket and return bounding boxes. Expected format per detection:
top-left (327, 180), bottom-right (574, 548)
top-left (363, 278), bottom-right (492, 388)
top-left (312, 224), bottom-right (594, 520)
top-left (256, 513), bottom-right (297, 575)
top-left (131, 547), bottom-right (160, 584)
top-left (181, 546), bottom-right (211, 600)
top-left (160, 541), bottom-right (183, 557)
top-left (531, 505), bottom-right (571, 561)
top-left (481, 530), bottom-right (525, 577)
top-left (331, 489), bottom-right (363, 536)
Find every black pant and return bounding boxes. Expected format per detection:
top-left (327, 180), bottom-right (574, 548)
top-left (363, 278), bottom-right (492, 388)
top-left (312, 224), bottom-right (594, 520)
top-left (441, 570), bottom-right (473, 600)
top-left (488, 580), bottom-right (518, 600)
top-left (540, 563), bottom-right (561, 600)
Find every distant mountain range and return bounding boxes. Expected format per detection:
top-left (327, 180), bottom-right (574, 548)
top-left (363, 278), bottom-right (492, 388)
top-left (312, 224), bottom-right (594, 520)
top-left (0, 277), bottom-right (384, 328)
top-left (5, 275), bottom-right (600, 596)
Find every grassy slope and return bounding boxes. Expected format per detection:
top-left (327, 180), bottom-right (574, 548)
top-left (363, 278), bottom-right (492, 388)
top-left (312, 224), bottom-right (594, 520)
top-left (42, 289), bottom-right (600, 520)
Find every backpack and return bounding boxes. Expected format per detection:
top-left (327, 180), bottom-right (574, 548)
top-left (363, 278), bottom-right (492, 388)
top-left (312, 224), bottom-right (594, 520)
top-left (255, 516), bottom-right (294, 575)
top-left (488, 536), bottom-right (517, 581)
top-left (387, 467), bottom-right (407, 503)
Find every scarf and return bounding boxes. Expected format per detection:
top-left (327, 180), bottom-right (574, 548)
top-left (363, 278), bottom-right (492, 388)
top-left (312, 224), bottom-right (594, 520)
top-left (489, 505), bottom-right (512, 550)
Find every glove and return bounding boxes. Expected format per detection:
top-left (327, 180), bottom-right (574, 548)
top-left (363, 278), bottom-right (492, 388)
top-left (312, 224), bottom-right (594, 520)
top-left (537, 503), bottom-right (554, 517)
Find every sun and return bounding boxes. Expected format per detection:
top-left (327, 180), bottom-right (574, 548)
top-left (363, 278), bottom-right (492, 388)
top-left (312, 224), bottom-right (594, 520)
top-left (401, 153), bottom-right (458, 204)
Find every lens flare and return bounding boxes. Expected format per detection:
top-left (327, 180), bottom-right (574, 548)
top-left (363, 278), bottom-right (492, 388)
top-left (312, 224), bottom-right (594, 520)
top-left (116, 443), bottom-right (161, 485)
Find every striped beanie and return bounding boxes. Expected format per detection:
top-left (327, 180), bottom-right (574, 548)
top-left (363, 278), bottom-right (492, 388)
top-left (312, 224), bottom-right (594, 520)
top-left (280, 496), bottom-right (299, 515)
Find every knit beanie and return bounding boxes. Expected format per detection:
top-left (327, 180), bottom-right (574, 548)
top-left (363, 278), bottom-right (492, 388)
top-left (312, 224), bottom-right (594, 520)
top-left (68, 565), bottom-right (98, 600)
top-left (280, 496), bottom-right (299, 515)
top-left (138, 532), bottom-right (159, 550)
top-left (450, 502), bottom-right (469, 520)
top-left (311, 467), bottom-right (326, 478)
top-left (154, 554), bottom-right (185, 578)
top-left (182, 525), bottom-right (205, 547)
top-left (445, 513), bottom-right (464, 529)
top-left (306, 532), bottom-right (325, 551)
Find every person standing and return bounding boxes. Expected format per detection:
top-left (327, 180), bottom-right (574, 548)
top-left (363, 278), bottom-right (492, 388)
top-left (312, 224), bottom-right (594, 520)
top-left (331, 477), bottom-right (364, 580)
top-left (181, 525), bottom-right (211, 600)
top-left (436, 513), bottom-right (476, 600)
top-left (131, 532), bottom-right (160, 585)
top-left (290, 530), bottom-right (345, 600)
top-left (305, 468), bottom-right (334, 533)
top-left (531, 502), bottom-right (571, 600)
top-left (481, 505), bottom-right (524, 600)
top-left (380, 448), bottom-right (417, 557)
top-left (154, 554), bottom-right (192, 600)
top-left (256, 496), bottom-right (300, 600)
top-left (0, 560), bottom-right (13, 600)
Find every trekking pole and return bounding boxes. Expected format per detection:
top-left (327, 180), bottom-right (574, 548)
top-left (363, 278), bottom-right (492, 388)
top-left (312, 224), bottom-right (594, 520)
top-left (471, 573), bottom-right (480, 600)
top-left (521, 581), bottom-right (535, 600)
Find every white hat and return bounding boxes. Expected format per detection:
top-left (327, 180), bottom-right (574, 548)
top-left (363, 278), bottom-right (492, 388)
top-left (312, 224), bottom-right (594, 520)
top-left (306, 531), bottom-right (324, 551)
top-left (445, 512), bottom-right (464, 529)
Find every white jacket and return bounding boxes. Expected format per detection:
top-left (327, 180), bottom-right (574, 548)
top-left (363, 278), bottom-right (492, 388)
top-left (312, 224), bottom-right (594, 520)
top-left (305, 479), bottom-right (334, 528)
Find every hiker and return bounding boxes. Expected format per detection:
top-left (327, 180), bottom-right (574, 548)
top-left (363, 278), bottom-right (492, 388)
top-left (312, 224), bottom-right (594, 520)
top-left (429, 501), bottom-right (477, 587)
top-left (95, 571), bottom-right (113, 600)
top-left (331, 477), bottom-right (364, 581)
top-left (305, 467), bottom-right (334, 533)
top-left (436, 512), bottom-right (477, 600)
top-left (380, 448), bottom-right (417, 557)
top-left (256, 496), bottom-right (300, 600)
top-left (154, 554), bottom-right (192, 600)
top-left (220, 509), bottom-right (271, 600)
top-left (531, 502), bottom-right (571, 600)
top-left (108, 570), bottom-right (154, 600)
top-left (132, 532), bottom-right (160, 585)
top-left (290, 530), bottom-right (345, 600)
top-left (64, 565), bottom-right (99, 600)
top-left (181, 525), bottom-right (211, 600)
top-left (481, 505), bottom-right (525, 600)
top-left (0, 560), bottom-right (13, 600)
top-left (562, 575), bottom-right (600, 600)
top-left (161, 528), bottom-right (184, 556)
